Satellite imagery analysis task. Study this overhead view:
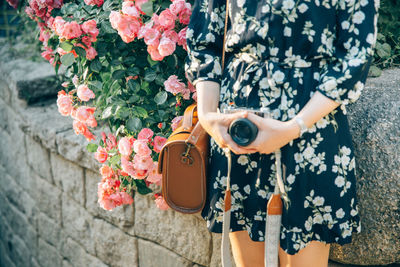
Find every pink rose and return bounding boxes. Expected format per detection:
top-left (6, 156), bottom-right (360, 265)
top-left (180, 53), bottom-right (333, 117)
top-left (169, 0), bottom-right (186, 16)
top-left (138, 128), bottom-right (154, 140)
top-left (106, 133), bottom-right (118, 150)
top-left (133, 154), bottom-right (153, 171)
top-left (178, 27), bottom-right (187, 48)
top-left (121, 156), bottom-right (136, 177)
top-left (179, 7), bottom-right (191, 25)
top-left (61, 21), bottom-right (82, 39)
top-left (158, 37), bottom-right (176, 57)
top-left (153, 136), bottom-right (167, 153)
top-left (117, 14), bottom-right (142, 43)
top-left (94, 147), bottom-right (108, 163)
top-left (158, 9), bottom-right (176, 30)
top-left (85, 46), bottom-right (98, 60)
top-left (171, 116), bottom-right (183, 131)
top-left (122, 1), bottom-right (141, 18)
top-left (146, 162), bottom-right (162, 186)
top-left (100, 165), bottom-right (114, 178)
top-left (164, 75), bottom-right (186, 95)
top-left (109, 11), bottom-right (122, 30)
top-left (133, 139), bottom-right (152, 157)
top-left (52, 16), bottom-right (65, 36)
top-left (147, 45), bottom-right (164, 61)
top-left (81, 20), bottom-right (99, 38)
top-left (143, 28), bottom-right (161, 47)
top-left (72, 75), bottom-right (79, 86)
top-left (56, 91), bottom-right (73, 116)
top-left (192, 91), bottom-right (198, 102)
top-left (118, 137), bottom-right (133, 157)
top-left (154, 194), bottom-right (169, 210)
top-left (41, 49), bottom-right (54, 62)
top-left (84, 0), bottom-right (104, 7)
top-left (162, 29), bottom-right (179, 43)
top-left (72, 120), bottom-right (96, 141)
top-left (77, 84), bottom-right (95, 101)
top-left (74, 106), bottom-right (96, 124)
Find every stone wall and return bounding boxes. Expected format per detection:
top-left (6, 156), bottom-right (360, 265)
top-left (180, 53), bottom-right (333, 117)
top-left (0, 43), bottom-right (399, 267)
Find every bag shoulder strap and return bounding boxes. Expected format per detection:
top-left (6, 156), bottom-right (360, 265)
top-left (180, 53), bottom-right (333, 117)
top-left (182, 103), bottom-right (197, 130)
top-left (221, 0), bottom-right (229, 70)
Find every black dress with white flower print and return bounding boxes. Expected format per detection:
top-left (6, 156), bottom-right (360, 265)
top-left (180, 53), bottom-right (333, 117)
top-left (184, 0), bottom-right (379, 255)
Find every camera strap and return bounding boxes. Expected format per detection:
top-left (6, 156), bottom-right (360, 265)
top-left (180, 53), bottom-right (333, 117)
top-left (221, 149), bottom-right (285, 267)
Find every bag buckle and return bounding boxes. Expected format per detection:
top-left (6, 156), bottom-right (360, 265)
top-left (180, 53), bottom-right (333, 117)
top-left (181, 143), bottom-right (194, 166)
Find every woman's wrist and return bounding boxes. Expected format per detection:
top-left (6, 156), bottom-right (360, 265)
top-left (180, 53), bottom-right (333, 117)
top-left (285, 118), bottom-right (302, 140)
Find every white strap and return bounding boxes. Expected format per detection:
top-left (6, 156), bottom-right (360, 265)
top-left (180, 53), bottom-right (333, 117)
top-left (221, 148), bottom-right (232, 267)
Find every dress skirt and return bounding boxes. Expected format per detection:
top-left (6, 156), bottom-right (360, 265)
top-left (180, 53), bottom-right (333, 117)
top-left (184, 0), bottom-right (380, 255)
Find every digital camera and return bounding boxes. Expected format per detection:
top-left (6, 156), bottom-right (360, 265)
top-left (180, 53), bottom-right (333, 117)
top-left (222, 107), bottom-right (271, 147)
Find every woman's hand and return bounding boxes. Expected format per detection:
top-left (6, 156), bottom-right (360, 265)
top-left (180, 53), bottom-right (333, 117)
top-left (245, 112), bottom-right (300, 154)
top-left (199, 111), bottom-right (259, 155)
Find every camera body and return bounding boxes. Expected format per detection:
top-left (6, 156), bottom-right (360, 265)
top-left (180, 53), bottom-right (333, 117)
top-left (222, 107), bottom-right (271, 147)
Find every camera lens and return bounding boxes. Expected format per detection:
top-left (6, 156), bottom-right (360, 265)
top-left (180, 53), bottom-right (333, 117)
top-left (228, 118), bottom-right (258, 146)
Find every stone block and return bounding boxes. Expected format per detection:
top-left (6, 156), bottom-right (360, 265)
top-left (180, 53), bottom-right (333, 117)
top-left (92, 218), bottom-right (137, 267)
top-left (85, 169), bottom-right (135, 235)
top-left (38, 212), bottom-right (62, 249)
top-left (0, 241), bottom-right (16, 267)
top-left (7, 234), bottom-right (30, 267)
top-left (0, 124), bottom-right (29, 182)
top-left (330, 68), bottom-right (400, 265)
top-left (50, 152), bottom-right (85, 205)
top-left (210, 233), bottom-right (222, 267)
top-left (20, 102), bottom-right (72, 152)
top-left (35, 173), bottom-right (62, 222)
top-left (25, 135), bottom-right (53, 183)
top-left (55, 128), bottom-right (102, 172)
top-left (61, 193), bottom-right (95, 254)
top-left (0, 78), bottom-right (12, 105)
top-left (0, 192), bottom-right (38, 257)
top-left (61, 237), bottom-right (108, 267)
top-left (37, 238), bottom-right (63, 267)
top-left (134, 194), bottom-right (211, 266)
top-left (138, 239), bottom-right (192, 267)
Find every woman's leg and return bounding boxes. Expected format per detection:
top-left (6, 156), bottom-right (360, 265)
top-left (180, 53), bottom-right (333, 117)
top-left (229, 230), bottom-right (265, 267)
top-left (278, 241), bottom-right (330, 267)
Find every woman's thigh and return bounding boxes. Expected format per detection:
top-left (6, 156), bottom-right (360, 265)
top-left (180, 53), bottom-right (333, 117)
top-left (229, 231), bottom-right (330, 267)
top-left (278, 241), bottom-right (330, 267)
top-left (229, 230), bottom-right (265, 267)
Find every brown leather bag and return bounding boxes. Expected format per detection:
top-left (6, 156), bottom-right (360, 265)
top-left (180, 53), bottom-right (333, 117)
top-left (157, 104), bottom-right (209, 213)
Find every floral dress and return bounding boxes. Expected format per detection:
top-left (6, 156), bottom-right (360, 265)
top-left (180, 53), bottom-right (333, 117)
top-left (184, 0), bottom-right (379, 255)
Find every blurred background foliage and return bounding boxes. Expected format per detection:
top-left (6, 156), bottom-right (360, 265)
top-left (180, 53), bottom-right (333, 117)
top-left (1, 0), bottom-right (400, 76)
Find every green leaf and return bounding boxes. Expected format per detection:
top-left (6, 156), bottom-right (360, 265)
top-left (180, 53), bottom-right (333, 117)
top-left (127, 79), bottom-right (140, 92)
top-left (112, 69), bottom-right (126, 80)
top-left (368, 65), bottom-right (382, 77)
top-left (141, 0), bottom-right (153, 16)
top-left (74, 46), bottom-right (86, 58)
top-left (60, 53), bottom-right (75, 67)
top-left (154, 91), bottom-right (168, 105)
top-left (127, 94), bottom-right (140, 104)
top-left (134, 106), bottom-right (148, 118)
top-left (60, 41), bottom-right (73, 52)
top-left (86, 143), bottom-right (98, 153)
top-left (126, 117), bottom-right (142, 132)
top-left (144, 69), bottom-right (157, 82)
top-left (116, 107), bottom-right (130, 119)
top-left (88, 80), bottom-right (103, 90)
top-left (147, 55), bottom-right (158, 67)
top-left (109, 154), bottom-right (121, 166)
top-left (376, 42), bottom-right (391, 58)
top-left (102, 106), bottom-right (113, 119)
top-left (90, 58), bottom-right (102, 72)
top-left (127, 67), bottom-right (140, 76)
top-left (101, 21), bottom-right (115, 34)
top-left (134, 179), bottom-right (153, 195)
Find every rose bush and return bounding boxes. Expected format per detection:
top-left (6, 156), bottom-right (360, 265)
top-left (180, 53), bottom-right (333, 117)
top-left (8, 0), bottom-right (195, 211)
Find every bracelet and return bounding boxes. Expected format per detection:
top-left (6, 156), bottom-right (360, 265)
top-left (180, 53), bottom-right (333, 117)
top-left (294, 117), bottom-right (308, 138)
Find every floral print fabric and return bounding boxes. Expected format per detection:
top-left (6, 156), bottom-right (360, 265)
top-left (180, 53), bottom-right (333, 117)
top-left (184, 0), bottom-right (379, 255)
